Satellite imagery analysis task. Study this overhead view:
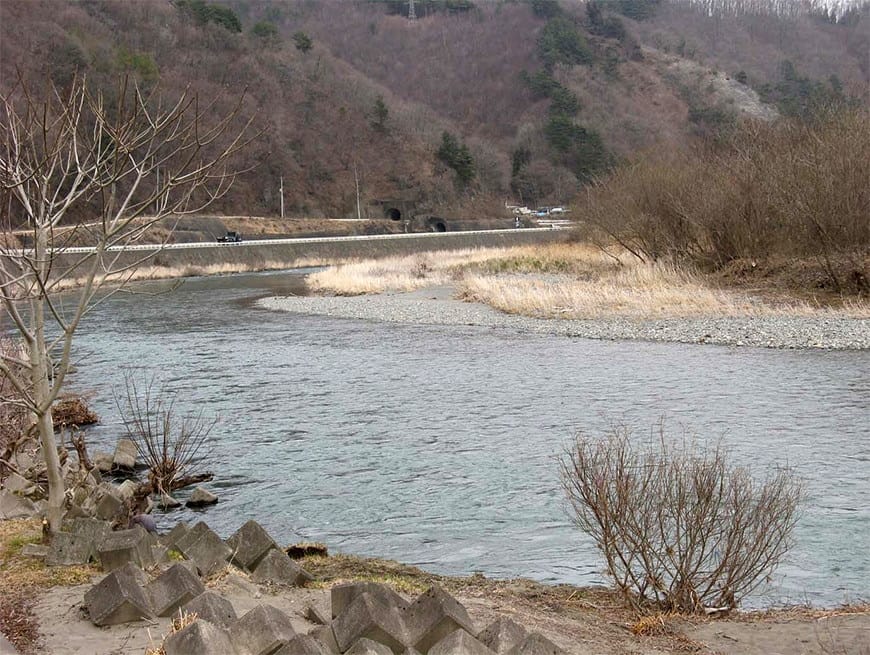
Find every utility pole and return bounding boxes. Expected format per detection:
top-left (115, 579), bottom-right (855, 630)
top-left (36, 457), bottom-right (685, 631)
top-left (353, 163), bottom-right (362, 220)
top-left (408, 0), bottom-right (416, 20)
top-left (279, 176), bottom-right (285, 219)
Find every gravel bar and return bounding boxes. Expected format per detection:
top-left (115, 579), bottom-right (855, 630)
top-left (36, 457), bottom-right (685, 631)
top-left (259, 288), bottom-right (870, 350)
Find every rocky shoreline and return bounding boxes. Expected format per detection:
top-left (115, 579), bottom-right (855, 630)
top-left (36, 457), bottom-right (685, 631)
top-left (259, 287), bottom-right (870, 351)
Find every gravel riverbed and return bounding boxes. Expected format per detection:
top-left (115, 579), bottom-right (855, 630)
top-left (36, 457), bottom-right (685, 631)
top-left (259, 287), bottom-right (870, 350)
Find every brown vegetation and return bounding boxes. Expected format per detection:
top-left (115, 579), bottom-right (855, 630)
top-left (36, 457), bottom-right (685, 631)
top-left (561, 424), bottom-right (802, 613)
top-left (116, 373), bottom-right (215, 496)
top-left (0, 519), bottom-right (96, 654)
top-left (578, 109), bottom-right (870, 295)
top-left (1, 0), bottom-right (864, 217)
top-left (51, 396), bottom-right (98, 431)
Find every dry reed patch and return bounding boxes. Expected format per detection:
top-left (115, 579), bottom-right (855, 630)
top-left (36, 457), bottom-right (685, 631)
top-left (306, 248), bottom-right (523, 295)
top-left (458, 261), bottom-right (762, 319)
top-left (50, 259), bottom-right (310, 292)
top-left (458, 257), bottom-right (869, 319)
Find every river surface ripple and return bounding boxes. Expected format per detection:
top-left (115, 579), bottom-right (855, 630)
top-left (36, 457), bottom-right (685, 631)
top-left (70, 271), bottom-right (869, 608)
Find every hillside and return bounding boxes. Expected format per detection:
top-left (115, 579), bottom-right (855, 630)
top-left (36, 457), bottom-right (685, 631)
top-left (1, 0), bottom-right (867, 220)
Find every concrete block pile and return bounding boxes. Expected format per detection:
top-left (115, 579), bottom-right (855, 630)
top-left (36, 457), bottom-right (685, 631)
top-left (318, 582), bottom-right (564, 654)
top-left (75, 519), bottom-right (563, 653)
top-left (152, 580), bottom-right (564, 654)
top-left (80, 519), bottom-right (314, 623)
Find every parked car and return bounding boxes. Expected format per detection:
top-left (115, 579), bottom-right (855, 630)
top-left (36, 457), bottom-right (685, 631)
top-left (217, 231), bottom-right (242, 243)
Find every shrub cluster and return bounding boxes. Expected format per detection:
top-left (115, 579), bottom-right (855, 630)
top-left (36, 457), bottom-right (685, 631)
top-left (578, 109), bottom-right (870, 293)
top-left (561, 425), bottom-right (802, 612)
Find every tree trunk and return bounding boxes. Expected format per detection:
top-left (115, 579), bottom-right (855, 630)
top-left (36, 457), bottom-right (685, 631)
top-left (30, 319), bottom-right (65, 532)
top-left (31, 229), bottom-right (66, 532)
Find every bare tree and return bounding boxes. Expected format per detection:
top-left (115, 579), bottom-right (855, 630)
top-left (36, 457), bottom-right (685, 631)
top-left (561, 424), bottom-right (802, 613)
top-left (0, 75), bottom-right (252, 530)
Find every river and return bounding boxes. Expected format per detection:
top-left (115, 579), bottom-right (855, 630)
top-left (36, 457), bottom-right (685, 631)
top-left (68, 270), bottom-right (869, 608)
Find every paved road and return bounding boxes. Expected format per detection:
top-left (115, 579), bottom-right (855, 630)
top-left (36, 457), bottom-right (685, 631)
top-left (47, 227), bottom-right (567, 255)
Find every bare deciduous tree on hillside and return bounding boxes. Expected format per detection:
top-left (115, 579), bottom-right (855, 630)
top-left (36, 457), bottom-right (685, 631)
top-left (0, 75), bottom-right (253, 531)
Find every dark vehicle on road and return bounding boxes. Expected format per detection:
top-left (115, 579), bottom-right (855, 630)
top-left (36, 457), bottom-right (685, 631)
top-left (217, 231), bottom-right (242, 243)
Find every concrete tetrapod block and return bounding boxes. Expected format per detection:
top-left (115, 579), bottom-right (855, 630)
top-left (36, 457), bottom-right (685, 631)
top-left (182, 591), bottom-right (238, 630)
top-left (145, 563), bottom-right (207, 616)
top-left (305, 605), bottom-right (330, 626)
top-left (163, 521), bottom-right (191, 548)
top-left (332, 592), bottom-right (410, 655)
top-left (429, 630), bottom-right (496, 655)
top-left (331, 582), bottom-right (408, 620)
top-left (93, 451), bottom-right (113, 473)
top-left (174, 521), bottom-right (212, 551)
top-left (163, 619), bottom-right (236, 655)
top-left (95, 490), bottom-right (124, 522)
top-left (251, 548), bottom-right (313, 587)
top-left (403, 586), bottom-right (476, 654)
top-left (478, 618), bottom-right (528, 654)
top-left (175, 523), bottom-right (231, 577)
top-left (274, 635), bottom-right (333, 655)
top-left (308, 626), bottom-right (340, 654)
top-left (226, 520), bottom-right (279, 571)
top-left (21, 544), bottom-right (49, 560)
top-left (0, 490), bottom-right (38, 520)
top-left (98, 526), bottom-right (155, 572)
top-left (65, 517), bottom-right (111, 548)
top-left (346, 638), bottom-right (395, 655)
top-left (45, 531), bottom-right (94, 567)
top-left (112, 438), bottom-right (137, 470)
top-left (229, 604), bottom-right (297, 655)
top-left (3, 472), bottom-right (31, 494)
top-left (84, 562), bottom-right (154, 626)
top-left (505, 634), bottom-right (564, 655)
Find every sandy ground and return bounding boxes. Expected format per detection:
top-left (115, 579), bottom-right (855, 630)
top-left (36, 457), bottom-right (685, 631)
top-left (29, 570), bottom-right (870, 655)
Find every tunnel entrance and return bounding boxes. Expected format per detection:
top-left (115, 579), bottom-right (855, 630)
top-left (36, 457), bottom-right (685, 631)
top-left (386, 207), bottom-right (402, 221)
top-left (427, 217), bottom-right (447, 232)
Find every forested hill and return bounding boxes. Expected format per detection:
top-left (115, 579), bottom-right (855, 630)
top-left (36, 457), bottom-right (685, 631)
top-left (1, 0), bottom-right (866, 218)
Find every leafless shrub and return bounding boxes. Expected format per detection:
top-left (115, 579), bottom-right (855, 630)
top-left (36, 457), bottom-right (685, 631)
top-left (116, 371), bottom-right (215, 496)
top-left (579, 109), bottom-right (870, 294)
top-left (560, 424), bottom-right (802, 613)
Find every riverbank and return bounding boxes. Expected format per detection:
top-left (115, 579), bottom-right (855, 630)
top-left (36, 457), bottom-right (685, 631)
top-left (2, 517), bottom-right (867, 655)
top-left (279, 243), bottom-right (869, 350)
top-left (260, 286), bottom-right (870, 350)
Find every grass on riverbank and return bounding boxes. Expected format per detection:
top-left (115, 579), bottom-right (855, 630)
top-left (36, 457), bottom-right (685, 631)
top-left (0, 519), bottom-right (97, 653)
top-left (307, 243), bottom-right (870, 319)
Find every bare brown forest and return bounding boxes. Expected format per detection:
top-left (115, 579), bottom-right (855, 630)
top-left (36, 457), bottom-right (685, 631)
top-left (1, 0), bottom-right (867, 218)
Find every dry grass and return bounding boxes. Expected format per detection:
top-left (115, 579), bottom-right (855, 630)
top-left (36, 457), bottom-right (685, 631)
top-left (51, 394), bottom-right (98, 429)
top-left (309, 242), bottom-right (870, 319)
top-left (50, 258), bottom-right (327, 292)
top-left (0, 519), bottom-right (97, 592)
top-left (0, 519), bottom-right (97, 654)
top-left (144, 610), bottom-right (198, 655)
top-left (306, 248), bottom-right (518, 295)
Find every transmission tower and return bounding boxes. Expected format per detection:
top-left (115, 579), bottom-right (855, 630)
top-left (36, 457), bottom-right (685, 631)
top-left (408, 0), bottom-right (417, 20)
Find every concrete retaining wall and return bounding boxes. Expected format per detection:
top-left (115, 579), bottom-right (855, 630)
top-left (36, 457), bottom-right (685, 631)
top-left (51, 228), bottom-right (569, 273)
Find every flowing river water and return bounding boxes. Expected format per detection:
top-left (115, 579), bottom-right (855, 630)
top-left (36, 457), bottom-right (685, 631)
top-left (68, 270), bottom-right (868, 608)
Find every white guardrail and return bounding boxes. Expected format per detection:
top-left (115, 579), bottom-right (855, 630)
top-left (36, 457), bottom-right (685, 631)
top-left (0, 227), bottom-right (567, 256)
